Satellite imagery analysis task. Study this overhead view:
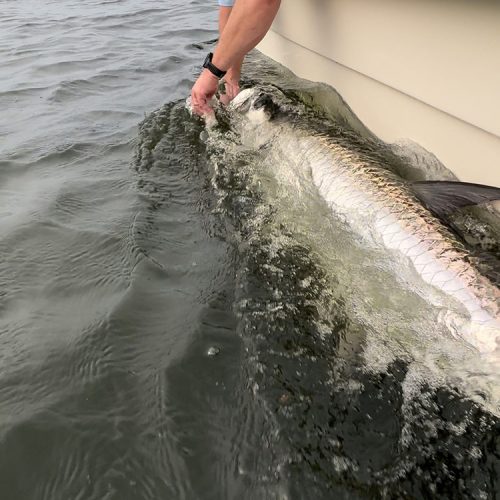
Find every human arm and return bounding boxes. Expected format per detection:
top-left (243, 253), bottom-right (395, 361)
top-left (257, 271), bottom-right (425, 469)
top-left (218, 5), bottom-right (244, 105)
top-left (191, 0), bottom-right (281, 116)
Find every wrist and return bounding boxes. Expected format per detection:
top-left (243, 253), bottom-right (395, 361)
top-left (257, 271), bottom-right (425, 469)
top-left (202, 68), bottom-right (220, 82)
top-left (203, 52), bottom-right (227, 79)
top-left (211, 53), bottom-right (229, 74)
top-left (225, 67), bottom-right (240, 78)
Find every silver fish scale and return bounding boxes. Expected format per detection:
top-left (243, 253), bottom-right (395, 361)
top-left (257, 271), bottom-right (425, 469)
top-left (301, 133), bottom-right (500, 339)
top-left (234, 94), bottom-right (500, 352)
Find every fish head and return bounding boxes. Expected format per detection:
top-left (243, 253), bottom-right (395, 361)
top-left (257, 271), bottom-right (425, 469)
top-left (230, 86), bottom-right (283, 124)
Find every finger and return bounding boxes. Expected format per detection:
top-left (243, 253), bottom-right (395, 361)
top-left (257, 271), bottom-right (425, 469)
top-left (202, 109), bottom-right (216, 127)
top-left (192, 92), bottom-right (212, 116)
top-left (191, 90), bottom-right (201, 114)
top-left (199, 99), bottom-right (213, 115)
top-left (226, 83), bottom-right (240, 101)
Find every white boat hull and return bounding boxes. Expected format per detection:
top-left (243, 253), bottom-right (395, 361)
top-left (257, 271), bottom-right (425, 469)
top-left (258, 0), bottom-right (500, 190)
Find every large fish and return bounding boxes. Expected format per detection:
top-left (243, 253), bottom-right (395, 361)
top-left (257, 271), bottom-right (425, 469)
top-left (227, 86), bottom-right (500, 358)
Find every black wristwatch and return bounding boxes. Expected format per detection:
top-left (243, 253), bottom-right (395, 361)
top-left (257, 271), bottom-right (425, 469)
top-left (203, 52), bottom-right (227, 79)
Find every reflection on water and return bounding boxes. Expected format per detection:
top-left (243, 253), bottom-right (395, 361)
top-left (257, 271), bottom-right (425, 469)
top-left (1, 1), bottom-right (500, 499)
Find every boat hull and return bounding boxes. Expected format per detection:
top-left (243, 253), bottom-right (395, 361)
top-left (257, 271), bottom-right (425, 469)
top-left (257, 0), bottom-right (500, 190)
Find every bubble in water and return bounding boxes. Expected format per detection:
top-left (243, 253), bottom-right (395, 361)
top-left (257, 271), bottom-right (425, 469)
top-left (206, 346), bottom-right (220, 357)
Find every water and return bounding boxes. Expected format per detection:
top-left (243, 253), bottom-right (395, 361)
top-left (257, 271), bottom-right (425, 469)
top-left (1, 1), bottom-right (500, 499)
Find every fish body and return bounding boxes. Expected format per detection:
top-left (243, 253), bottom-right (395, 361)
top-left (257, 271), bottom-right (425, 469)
top-left (229, 88), bottom-right (500, 355)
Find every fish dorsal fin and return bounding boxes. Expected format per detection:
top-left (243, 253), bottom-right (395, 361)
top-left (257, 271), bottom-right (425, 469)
top-left (411, 181), bottom-right (500, 219)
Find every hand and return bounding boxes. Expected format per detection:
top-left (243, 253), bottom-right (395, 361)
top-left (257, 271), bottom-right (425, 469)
top-left (191, 69), bottom-right (219, 116)
top-left (220, 68), bottom-right (240, 106)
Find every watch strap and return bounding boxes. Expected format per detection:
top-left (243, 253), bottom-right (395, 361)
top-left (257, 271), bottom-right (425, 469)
top-left (203, 52), bottom-right (226, 79)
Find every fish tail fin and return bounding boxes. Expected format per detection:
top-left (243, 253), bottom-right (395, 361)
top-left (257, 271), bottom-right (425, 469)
top-left (411, 181), bottom-right (500, 220)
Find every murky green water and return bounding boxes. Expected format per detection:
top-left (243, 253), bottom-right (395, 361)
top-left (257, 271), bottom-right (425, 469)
top-left (1, 1), bottom-right (500, 499)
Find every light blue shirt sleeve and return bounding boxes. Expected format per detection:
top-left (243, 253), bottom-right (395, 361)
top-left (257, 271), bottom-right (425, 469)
top-left (218, 0), bottom-right (235, 6)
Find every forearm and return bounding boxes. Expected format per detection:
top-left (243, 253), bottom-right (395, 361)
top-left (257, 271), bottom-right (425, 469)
top-left (219, 6), bottom-right (232, 33)
top-left (213, 0), bottom-right (281, 71)
top-left (190, 0), bottom-right (279, 115)
top-left (218, 6), bottom-right (244, 78)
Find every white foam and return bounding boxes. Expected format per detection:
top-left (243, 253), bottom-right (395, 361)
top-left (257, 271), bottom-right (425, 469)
top-left (211, 97), bottom-right (500, 415)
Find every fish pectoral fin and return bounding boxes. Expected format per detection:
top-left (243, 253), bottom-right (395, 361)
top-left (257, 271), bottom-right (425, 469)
top-left (411, 181), bottom-right (500, 219)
